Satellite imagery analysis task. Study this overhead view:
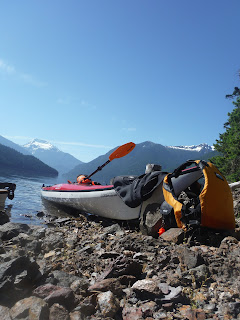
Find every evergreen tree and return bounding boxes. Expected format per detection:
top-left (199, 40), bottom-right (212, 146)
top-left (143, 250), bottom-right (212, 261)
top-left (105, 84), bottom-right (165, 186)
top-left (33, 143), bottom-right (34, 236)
top-left (211, 85), bottom-right (240, 182)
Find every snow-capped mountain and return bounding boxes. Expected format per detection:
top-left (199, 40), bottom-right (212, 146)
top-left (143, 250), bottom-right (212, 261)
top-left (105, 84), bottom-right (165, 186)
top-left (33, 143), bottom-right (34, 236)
top-left (23, 139), bottom-right (83, 174)
top-left (167, 143), bottom-right (214, 153)
top-left (24, 139), bottom-right (55, 152)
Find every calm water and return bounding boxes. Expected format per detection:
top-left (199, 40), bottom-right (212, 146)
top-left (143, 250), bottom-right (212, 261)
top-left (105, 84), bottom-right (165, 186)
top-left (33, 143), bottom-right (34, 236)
top-left (0, 174), bottom-right (69, 225)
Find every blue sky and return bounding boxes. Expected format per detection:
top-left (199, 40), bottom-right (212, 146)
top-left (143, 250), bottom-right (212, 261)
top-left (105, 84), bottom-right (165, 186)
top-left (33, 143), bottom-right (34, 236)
top-left (1, 1), bottom-right (239, 162)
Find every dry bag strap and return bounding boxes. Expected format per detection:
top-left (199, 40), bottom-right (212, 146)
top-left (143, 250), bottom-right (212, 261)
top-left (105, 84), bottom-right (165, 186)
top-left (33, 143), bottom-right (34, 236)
top-left (171, 160), bottom-right (197, 178)
top-left (170, 160), bottom-right (208, 179)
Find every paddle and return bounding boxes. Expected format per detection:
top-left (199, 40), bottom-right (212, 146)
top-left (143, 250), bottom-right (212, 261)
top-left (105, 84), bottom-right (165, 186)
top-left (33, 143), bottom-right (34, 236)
top-left (85, 142), bottom-right (136, 180)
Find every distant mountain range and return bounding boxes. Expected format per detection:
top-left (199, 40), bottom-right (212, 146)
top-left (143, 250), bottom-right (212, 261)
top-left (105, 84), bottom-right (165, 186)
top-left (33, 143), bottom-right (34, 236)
top-left (0, 136), bottom-right (218, 181)
top-left (64, 141), bottom-right (219, 184)
top-left (23, 139), bottom-right (83, 174)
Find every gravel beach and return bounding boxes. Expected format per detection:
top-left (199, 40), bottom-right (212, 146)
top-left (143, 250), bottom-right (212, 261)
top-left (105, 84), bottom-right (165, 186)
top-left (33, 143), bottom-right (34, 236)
top-left (0, 185), bottom-right (239, 320)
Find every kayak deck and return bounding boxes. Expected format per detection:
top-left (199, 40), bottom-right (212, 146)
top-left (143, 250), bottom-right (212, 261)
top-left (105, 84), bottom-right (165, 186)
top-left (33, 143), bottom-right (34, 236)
top-left (42, 183), bottom-right (114, 192)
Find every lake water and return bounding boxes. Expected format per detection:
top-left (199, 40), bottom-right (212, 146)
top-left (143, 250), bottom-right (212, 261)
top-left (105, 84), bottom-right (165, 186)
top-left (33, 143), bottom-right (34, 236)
top-left (0, 174), bottom-right (69, 225)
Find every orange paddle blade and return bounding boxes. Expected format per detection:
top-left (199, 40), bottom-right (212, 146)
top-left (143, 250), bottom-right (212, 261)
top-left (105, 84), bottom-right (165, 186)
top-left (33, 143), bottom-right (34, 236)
top-left (109, 142), bottom-right (135, 161)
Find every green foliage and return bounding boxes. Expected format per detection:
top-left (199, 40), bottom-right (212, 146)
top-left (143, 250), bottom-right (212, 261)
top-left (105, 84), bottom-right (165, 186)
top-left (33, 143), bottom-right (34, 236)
top-left (211, 88), bottom-right (240, 182)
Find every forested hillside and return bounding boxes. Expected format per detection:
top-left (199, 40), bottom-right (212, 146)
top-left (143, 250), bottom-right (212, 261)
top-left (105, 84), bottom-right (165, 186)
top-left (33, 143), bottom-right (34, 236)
top-left (0, 144), bottom-right (58, 177)
top-left (211, 84), bottom-right (240, 182)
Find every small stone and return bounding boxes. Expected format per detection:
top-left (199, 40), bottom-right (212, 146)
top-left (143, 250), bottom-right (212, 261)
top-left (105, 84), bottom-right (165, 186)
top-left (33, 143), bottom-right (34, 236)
top-left (44, 287), bottom-right (75, 311)
top-left (160, 228), bottom-right (185, 244)
top-left (177, 245), bottom-right (205, 269)
top-left (10, 296), bottom-right (49, 320)
top-left (33, 283), bottom-right (62, 299)
top-left (69, 311), bottom-right (83, 320)
top-left (204, 303), bottom-right (216, 312)
top-left (49, 303), bottom-right (69, 320)
top-left (76, 295), bottom-right (96, 317)
top-left (89, 278), bottom-right (123, 297)
top-left (97, 290), bottom-right (120, 317)
top-left (132, 279), bottom-right (162, 299)
top-left (122, 305), bottom-right (143, 320)
top-left (0, 305), bottom-right (11, 320)
top-left (44, 250), bottom-right (56, 259)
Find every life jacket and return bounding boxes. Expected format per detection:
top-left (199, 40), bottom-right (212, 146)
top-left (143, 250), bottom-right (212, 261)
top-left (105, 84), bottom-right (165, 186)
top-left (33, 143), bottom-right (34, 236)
top-left (160, 160), bottom-right (235, 231)
top-left (77, 175), bottom-right (99, 185)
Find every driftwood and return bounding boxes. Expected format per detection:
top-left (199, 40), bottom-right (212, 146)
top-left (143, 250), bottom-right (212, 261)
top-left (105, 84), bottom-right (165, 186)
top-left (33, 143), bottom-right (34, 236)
top-left (229, 181), bottom-right (240, 191)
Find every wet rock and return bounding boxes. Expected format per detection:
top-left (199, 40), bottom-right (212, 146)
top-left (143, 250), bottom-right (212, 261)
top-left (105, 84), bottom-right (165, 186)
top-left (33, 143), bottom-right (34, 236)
top-left (97, 290), bottom-right (120, 317)
top-left (49, 303), bottom-right (69, 320)
top-left (0, 211), bottom-right (10, 225)
top-left (0, 222), bottom-right (30, 240)
top-left (159, 228), bottom-right (185, 244)
top-left (0, 256), bottom-right (40, 306)
top-left (10, 296), bottom-right (49, 320)
top-left (36, 211), bottom-right (45, 218)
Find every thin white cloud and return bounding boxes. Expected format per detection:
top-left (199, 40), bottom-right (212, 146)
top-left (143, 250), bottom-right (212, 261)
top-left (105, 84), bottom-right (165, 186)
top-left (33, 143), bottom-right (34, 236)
top-left (57, 98), bottom-right (70, 105)
top-left (0, 59), bottom-right (15, 74)
top-left (4, 135), bottom-right (112, 149)
top-left (0, 58), bottom-right (46, 87)
top-left (20, 73), bottom-right (47, 87)
top-left (53, 140), bottom-right (112, 149)
top-left (122, 127), bottom-right (137, 132)
top-left (80, 100), bottom-right (96, 109)
top-left (56, 98), bottom-right (96, 109)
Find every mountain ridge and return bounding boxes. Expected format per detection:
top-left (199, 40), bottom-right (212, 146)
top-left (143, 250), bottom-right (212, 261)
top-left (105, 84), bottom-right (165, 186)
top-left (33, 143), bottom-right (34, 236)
top-left (0, 136), bottom-right (217, 181)
top-left (23, 139), bottom-right (83, 174)
top-left (64, 141), bottom-right (217, 184)
top-left (0, 136), bottom-right (31, 155)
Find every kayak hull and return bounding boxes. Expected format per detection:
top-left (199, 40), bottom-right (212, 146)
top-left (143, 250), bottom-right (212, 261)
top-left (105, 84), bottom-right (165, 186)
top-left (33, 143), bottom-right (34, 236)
top-left (41, 183), bottom-right (165, 220)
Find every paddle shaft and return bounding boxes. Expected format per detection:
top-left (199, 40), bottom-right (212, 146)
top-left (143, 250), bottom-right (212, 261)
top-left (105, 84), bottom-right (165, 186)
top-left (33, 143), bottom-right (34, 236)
top-left (86, 160), bottom-right (110, 179)
top-left (84, 142), bottom-right (135, 180)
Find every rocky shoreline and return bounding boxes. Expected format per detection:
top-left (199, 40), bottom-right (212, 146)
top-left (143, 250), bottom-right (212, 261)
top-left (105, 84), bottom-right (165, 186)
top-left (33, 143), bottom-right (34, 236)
top-left (0, 186), bottom-right (240, 320)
